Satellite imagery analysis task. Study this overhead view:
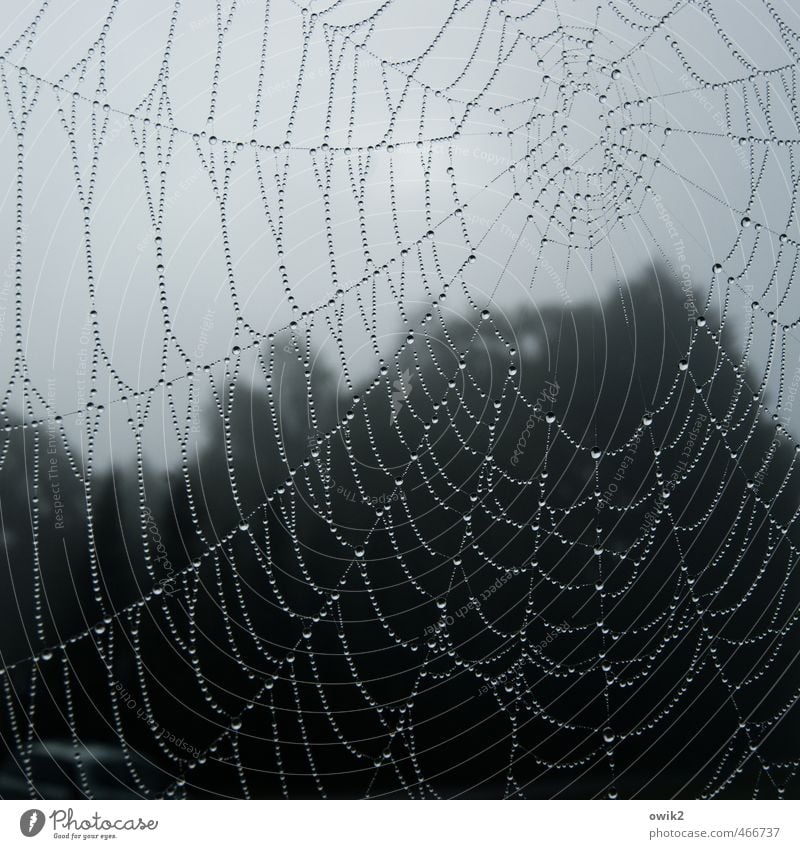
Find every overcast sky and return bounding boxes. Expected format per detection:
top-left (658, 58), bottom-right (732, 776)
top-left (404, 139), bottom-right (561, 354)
top-left (1, 0), bottom-right (798, 469)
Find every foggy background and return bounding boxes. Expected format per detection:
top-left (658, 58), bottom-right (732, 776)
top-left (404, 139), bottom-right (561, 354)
top-left (1, 0), bottom-right (800, 801)
top-left (0, 0), bottom-right (798, 470)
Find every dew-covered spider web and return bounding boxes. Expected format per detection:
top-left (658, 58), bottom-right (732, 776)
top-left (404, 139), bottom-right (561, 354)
top-left (1, 0), bottom-right (800, 800)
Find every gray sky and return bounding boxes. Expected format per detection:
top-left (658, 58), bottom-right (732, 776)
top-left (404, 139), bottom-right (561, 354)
top-left (1, 0), bottom-right (799, 469)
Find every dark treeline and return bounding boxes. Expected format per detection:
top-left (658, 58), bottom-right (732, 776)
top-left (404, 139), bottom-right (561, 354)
top-left (1, 266), bottom-right (798, 799)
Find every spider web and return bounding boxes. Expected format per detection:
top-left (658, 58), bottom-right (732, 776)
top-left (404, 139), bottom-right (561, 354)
top-left (1, 0), bottom-right (800, 800)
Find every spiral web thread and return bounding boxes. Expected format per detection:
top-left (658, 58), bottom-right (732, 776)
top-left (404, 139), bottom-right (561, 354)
top-left (1, 0), bottom-right (800, 799)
